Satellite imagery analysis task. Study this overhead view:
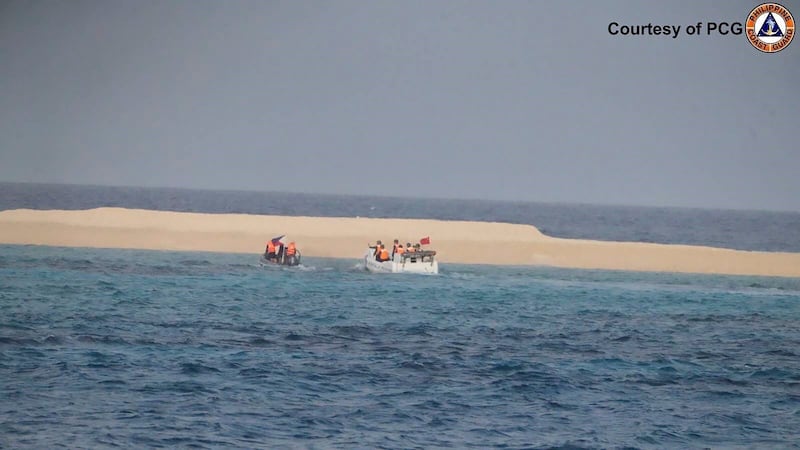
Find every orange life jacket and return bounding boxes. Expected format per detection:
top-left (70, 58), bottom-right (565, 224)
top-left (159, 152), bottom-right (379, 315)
top-left (286, 243), bottom-right (296, 255)
top-left (267, 241), bottom-right (276, 253)
top-left (395, 246), bottom-right (405, 255)
top-left (379, 249), bottom-right (389, 261)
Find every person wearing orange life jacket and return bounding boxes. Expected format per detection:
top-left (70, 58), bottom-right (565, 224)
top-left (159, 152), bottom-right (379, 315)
top-left (405, 242), bottom-right (414, 252)
top-left (394, 244), bottom-right (405, 260)
top-left (376, 245), bottom-right (385, 261)
top-left (266, 240), bottom-right (277, 261)
top-left (369, 240), bottom-right (384, 261)
top-left (284, 241), bottom-right (298, 265)
top-left (378, 246), bottom-right (390, 262)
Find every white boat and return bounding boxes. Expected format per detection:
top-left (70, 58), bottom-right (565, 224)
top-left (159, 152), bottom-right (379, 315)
top-left (363, 249), bottom-right (439, 274)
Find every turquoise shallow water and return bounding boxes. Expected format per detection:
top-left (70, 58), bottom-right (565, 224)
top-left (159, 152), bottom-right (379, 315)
top-left (2, 244), bottom-right (799, 448)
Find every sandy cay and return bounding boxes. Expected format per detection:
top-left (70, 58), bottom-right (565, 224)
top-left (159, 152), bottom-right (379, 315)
top-left (1, 207), bottom-right (799, 277)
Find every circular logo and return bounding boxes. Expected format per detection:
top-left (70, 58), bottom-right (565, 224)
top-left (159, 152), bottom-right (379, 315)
top-left (746, 3), bottom-right (794, 53)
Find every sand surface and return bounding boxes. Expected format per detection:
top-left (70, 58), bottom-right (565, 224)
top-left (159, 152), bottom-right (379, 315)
top-left (1, 207), bottom-right (799, 277)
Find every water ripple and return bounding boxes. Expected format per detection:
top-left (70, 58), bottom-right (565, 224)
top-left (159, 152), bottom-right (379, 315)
top-left (1, 245), bottom-right (799, 448)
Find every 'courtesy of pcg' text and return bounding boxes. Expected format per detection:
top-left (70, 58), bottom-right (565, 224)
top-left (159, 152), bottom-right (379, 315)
top-left (608, 22), bottom-right (743, 38)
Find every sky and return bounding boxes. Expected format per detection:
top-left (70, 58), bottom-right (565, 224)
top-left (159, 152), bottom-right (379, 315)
top-left (1, 0), bottom-right (798, 211)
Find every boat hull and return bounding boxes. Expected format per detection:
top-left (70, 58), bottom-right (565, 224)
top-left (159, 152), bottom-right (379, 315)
top-left (260, 253), bottom-right (301, 267)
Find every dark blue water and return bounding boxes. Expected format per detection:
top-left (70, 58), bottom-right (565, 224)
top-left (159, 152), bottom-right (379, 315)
top-left (2, 244), bottom-right (799, 448)
top-left (3, 182), bottom-right (800, 252)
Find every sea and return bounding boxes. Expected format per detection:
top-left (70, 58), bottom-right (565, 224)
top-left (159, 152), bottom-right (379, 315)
top-left (1, 182), bottom-right (799, 449)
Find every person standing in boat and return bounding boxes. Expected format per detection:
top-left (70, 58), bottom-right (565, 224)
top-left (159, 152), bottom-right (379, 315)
top-left (369, 240), bottom-right (383, 260)
top-left (286, 242), bottom-right (297, 265)
top-left (266, 240), bottom-right (277, 262)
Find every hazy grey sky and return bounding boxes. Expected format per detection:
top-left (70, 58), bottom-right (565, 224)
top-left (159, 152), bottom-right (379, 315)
top-left (1, 1), bottom-right (798, 210)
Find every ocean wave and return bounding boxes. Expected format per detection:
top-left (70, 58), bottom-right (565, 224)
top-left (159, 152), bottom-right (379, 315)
top-left (180, 362), bottom-right (222, 375)
top-left (2, 244), bottom-right (799, 448)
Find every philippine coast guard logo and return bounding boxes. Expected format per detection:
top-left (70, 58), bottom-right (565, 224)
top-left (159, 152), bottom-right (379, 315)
top-left (746, 3), bottom-right (794, 52)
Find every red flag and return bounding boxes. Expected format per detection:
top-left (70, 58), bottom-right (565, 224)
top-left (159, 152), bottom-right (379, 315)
top-left (419, 236), bottom-right (430, 245)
